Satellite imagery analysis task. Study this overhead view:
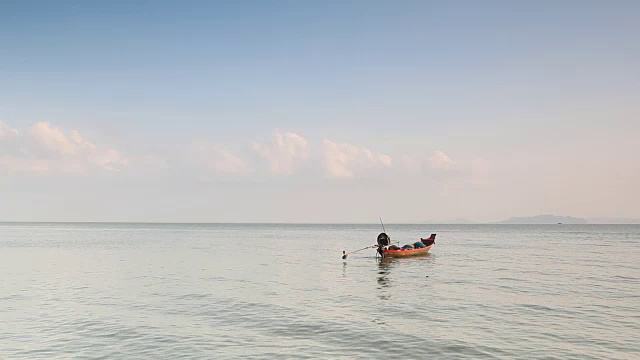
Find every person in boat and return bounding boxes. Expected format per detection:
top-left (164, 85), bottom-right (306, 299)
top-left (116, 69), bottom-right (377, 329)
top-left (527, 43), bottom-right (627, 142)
top-left (377, 232), bottom-right (390, 247)
top-left (376, 232), bottom-right (390, 257)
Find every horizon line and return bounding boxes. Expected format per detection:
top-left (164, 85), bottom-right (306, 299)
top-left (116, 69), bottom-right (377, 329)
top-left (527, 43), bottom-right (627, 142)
top-left (1, 221), bottom-right (639, 225)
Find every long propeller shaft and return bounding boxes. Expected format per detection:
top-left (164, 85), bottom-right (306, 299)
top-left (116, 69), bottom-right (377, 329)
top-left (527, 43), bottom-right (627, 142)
top-left (342, 245), bottom-right (376, 259)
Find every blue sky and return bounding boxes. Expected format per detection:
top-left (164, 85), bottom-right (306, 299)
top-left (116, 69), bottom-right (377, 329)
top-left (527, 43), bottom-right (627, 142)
top-left (1, 1), bottom-right (639, 222)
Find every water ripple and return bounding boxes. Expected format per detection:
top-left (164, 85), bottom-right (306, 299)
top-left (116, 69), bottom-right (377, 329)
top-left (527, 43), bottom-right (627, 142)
top-left (0, 223), bottom-right (638, 359)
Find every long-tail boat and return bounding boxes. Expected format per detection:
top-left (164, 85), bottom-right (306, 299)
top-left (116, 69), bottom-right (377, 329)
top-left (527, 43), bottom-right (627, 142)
top-left (375, 233), bottom-right (436, 258)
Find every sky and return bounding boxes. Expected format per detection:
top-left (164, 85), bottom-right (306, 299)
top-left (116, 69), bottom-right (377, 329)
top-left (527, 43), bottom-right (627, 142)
top-left (1, 0), bottom-right (639, 223)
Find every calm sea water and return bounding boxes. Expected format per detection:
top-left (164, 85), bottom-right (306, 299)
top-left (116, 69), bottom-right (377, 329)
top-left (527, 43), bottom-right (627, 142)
top-left (0, 223), bottom-right (638, 359)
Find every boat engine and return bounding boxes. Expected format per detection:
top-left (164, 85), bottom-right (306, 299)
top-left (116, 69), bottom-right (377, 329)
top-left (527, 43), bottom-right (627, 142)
top-left (377, 232), bottom-right (390, 247)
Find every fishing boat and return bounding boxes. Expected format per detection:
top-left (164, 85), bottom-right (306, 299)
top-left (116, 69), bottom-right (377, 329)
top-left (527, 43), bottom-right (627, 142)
top-left (375, 233), bottom-right (436, 258)
top-left (341, 218), bottom-right (436, 260)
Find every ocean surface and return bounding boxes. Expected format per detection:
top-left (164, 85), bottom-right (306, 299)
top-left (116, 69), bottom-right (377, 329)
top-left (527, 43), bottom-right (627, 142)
top-left (0, 223), bottom-right (638, 359)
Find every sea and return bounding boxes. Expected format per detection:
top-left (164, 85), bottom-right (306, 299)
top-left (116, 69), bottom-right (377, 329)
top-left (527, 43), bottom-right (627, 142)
top-left (0, 223), bottom-right (638, 359)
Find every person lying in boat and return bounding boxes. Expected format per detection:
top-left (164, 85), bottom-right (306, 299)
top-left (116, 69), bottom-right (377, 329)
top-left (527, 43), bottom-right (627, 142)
top-left (388, 243), bottom-right (426, 251)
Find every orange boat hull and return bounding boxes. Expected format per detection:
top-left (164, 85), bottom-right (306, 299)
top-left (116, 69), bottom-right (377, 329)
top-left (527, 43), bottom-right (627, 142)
top-left (383, 244), bottom-right (434, 258)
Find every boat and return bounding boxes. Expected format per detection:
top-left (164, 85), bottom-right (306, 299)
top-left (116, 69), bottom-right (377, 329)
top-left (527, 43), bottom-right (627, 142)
top-left (340, 218), bottom-right (437, 260)
top-left (376, 233), bottom-right (436, 258)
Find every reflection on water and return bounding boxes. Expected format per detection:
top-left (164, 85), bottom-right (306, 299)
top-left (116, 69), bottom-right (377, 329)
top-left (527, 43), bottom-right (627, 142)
top-left (376, 258), bottom-right (393, 301)
top-left (377, 258), bottom-right (392, 288)
top-left (376, 254), bottom-right (435, 301)
top-left (342, 260), bottom-right (347, 278)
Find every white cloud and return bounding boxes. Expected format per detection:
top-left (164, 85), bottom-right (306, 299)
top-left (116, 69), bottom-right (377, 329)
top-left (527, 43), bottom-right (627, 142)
top-left (31, 122), bottom-right (81, 156)
top-left (0, 121), bottom-right (127, 174)
top-left (378, 154), bottom-right (392, 167)
top-left (252, 130), bottom-right (308, 175)
top-left (399, 151), bottom-right (455, 173)
top-left (0, 122), bottom-right (19, 138)
top-left (323, 139), bottom-right (392, 179)
top-left (191, 143), bottom-right (248, 175)
top-left (95, 148), bottom-right (129, 172)
top-left (430, 150), bottom-right (454, 170)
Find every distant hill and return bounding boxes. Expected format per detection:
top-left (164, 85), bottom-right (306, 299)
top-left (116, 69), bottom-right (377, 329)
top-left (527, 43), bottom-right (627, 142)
top-left (496, 214), bottom-right (587, 224)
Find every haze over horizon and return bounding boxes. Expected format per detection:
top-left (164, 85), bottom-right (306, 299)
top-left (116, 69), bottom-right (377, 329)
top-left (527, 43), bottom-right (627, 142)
top-left (2, 1), bottom-right (639, 223)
